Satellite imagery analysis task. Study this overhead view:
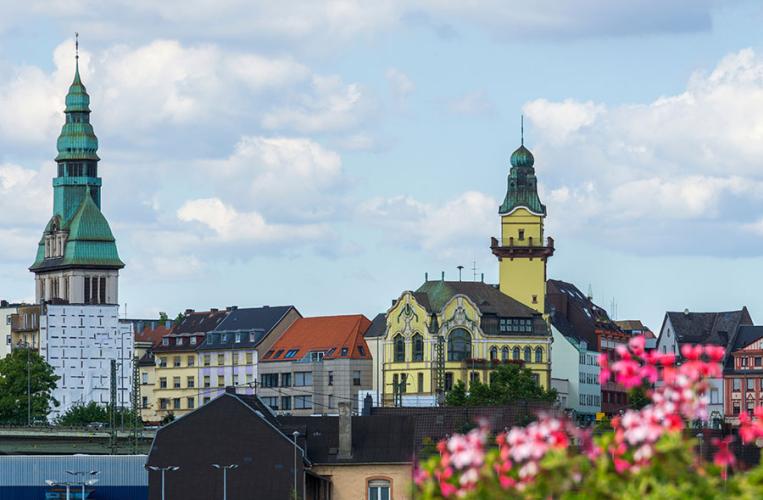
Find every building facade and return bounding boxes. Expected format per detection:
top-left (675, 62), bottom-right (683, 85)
top-left (550, 325), bottom-right (600, 422)
top-left (133, 321), bottom-right (172, 424)
top-left (656, 308), bottom-right (753, 425)
top-left (723, 326), bottom-right (763, 424)
top-left (0, 301), bottom-right (22, 357)
top-left (29, 49), bottom-right (124, 305)
top-left (381, 280), bottom-right (551, 406)
top-left (259, 315), bottom-right (373, 415)
top-left (9, 304), bottom-right (41, 350)
top-left (39, 303), bottom-right (133, 419)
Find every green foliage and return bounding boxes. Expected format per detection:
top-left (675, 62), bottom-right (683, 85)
top-left (444, 363), bottom-right (557, 407)
top-left (159, 312), bottom-right (169, 322)
top-left (173, 313), bottom-right (185, 326)
top-left (628, 386), bottom-right (650, 410)
top-left (161, 413), bottom-right (175, 425)
top-left (56, 401), bottom-right (141, 427)
top-left (0, 348), bottom-right (59, 424)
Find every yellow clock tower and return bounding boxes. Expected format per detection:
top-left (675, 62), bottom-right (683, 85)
top-left (490, 129), bottom-right (553, 313)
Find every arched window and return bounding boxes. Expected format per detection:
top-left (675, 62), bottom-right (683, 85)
top-left (412, 333), bottom-right (424, 361)
top-left (490, 346), bottom-right (497, 360)
top-left (512, 347), bottom-right (520, 360)
top-left (394, 335), bottom-right (405, 362)
top-left (502, 347), bottom-right (509, 361)
top-left (447, 329), bottom-right (471, 361)
top-left (535, 347), bottom-right (543, 363)
top-left (368, 478), bottom-right (391, 500)
top-left (524, 347), bottom-right (532, 362)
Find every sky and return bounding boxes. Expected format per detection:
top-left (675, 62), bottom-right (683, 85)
top-left (1, 0), bottom-right (763, 330)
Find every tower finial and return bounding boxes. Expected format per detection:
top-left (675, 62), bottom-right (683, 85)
top-left (75, 32), bottom-right (79, 60)
top-left (521, 114), bottom-right (524, 146)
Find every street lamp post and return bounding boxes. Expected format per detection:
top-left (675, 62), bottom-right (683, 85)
top-left (66, 470), bottom-right (99, 499)
top-left (292, 431), bottom-right (300, 499)
top-left (45, 480), bottom-right (72, 500)
top-left (146, 465), bottom-right (180, 500)
top-left (211, 464), bottom-right (238, 500)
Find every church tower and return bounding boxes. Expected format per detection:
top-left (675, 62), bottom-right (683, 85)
top-left (30, 38), bottom-right (124, 304)
top-left (491, 124), bottom-right (553, 313)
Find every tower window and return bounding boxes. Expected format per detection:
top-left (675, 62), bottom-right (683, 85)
top-left (532, 295), bottom-right (538, 304)
top-left (518, 229), bottom-right (525, 240)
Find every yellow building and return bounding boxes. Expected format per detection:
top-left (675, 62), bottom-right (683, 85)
top-left (490, 136), bottom-right (553, 313)
top-left (380, 137), bottom-right (554, 405)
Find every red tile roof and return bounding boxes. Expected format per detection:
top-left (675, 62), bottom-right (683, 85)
top-left (262, 315), bottom-right (372, 362)
top-left (134, 324), bottom-right (172, 346)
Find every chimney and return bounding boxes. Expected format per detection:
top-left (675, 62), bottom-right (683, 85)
top-left (338, 402), bottom-right (352, 459)
top-left (684, 308), bottom-right (690, 316)
top-left (225, 386), bottom-right (237, 394)
top-left (481, 273), bottom-right (484, 283)
top-left (184, 309), bottom-right (195, 315)
top-left (425, 272), bottom-right (428, 282)
top-left (210, 308), bottom-right (219, 313)
top-left (362, 393), bottom-right (373, 416)
top-left (441, 271), bottom-right (445, 281)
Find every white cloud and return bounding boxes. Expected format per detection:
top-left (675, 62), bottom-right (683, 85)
top-left (261, 75), bottom-right (373, 133)
top-left (386, 68), bottom-right (415, 99)
top-left (524, 49), bottom-right (763, 255)
top-left (177, 197), bottom-right (329, 244)
top-left (361, 191), bottom-right (497, 255)
top-left (0, 163), bottom-right (51, 227)
top-left (448, 90), bottom-right (495, 116)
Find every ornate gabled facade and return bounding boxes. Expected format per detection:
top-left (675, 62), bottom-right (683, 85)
top-left (29, 49), bottom-right (124, 304)
top-left (491, 136), bottom-right (553, 313)
top-left (381, 280), bottom-right (551, 406)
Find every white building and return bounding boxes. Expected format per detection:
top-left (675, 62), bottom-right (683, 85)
top-left (0, 301), bottom-right (19, 359)
top-left (39, 304), bottom-right (133, 419)
top-left (550, 325), bottom-right (601, 422)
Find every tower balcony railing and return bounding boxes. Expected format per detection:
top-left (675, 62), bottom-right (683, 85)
top-left (490, 236), bottom-right (555, 259)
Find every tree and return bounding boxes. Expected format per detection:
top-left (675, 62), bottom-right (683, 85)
top-left (159, 312), bottom-right (169, 322)
top-left (173, 312), bottom-right (185, 326)
top-left (56, 401), bottom-right (141, 427)
top-left (0, 348), bottom-right (59, 424)
top-left (445, 363), bottom-right (557, 407)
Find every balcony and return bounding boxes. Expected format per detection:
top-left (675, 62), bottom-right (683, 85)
top-left (490, 236), bottom-right (555, 259)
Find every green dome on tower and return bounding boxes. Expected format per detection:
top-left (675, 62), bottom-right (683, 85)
top-left (55, 58), bottom-right (99, 162)
top-left (510, 144), bottom-right (534, 169)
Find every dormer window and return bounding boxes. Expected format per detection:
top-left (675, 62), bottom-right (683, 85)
top-left (190, 337), bottom-right (197, 345)
top-left (341, 347), bottom-right (349, 356)
top-left (235, 333), bottom-right (241, 343)
top-left (177, 337), bottom-right (184, 346)
top-left (162, 338), bottom-right (169, 346)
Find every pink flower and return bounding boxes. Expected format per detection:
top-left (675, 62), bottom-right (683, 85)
top-left (681, 344), bottom-right (703, 361)
top-left (712, 436), bottom-right (735, 468)
top-left (628, 335), bottom-right (646, 356)
top-left (704, 345), bottom-right (725, 362)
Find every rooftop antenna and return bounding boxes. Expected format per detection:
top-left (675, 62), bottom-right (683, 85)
top-left (457, 265), bottom-right (464, 281)
top-left (471, 258), bottom-right (478, 281)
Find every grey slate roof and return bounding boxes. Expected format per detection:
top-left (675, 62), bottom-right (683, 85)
top-left (665, 308), bottom-right (752, 347)
top-left (364, 313), bottom-right (387, 338)
top-left (546, 279), bottom-right (619, 350)
top-left (214, 305), bottom-right (295, 333)
top-left (416, 280), bottom-right (538, 318)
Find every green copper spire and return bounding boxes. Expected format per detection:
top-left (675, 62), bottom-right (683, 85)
top-left (498, 118), bottom-right (546, 215)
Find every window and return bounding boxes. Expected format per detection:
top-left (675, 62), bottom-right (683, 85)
top-left (285, 349), bottom-right (300, 359)
top-left (203, 397), bottom-right (210, 405)
top-left (294, 395), bottom-right (312, 409)
top-left (470, 372), bottom-right (479, 385)
top-left (295, 371), bottom-right (312, 386)
top-left (733, 401), bottom-right (741, 415)
top-left (310, 351), bottom-right (323, 362)
top-left (490, 346), bottom-right (497, 361)
top-left (358, 345), bottom-right (366, 356)
top-left (580, 394), bottom-right (585, 405)
top-left (263, 351), bottom-right (274, 360)
top-left (173, 356), bottom-right (181, 367)
top-left (232, 352), bottom-right (238, 365)
top-left (394, 335), bottom-right (405, 362)
top-left (281, 396), bottom-right (292, 411)
top-left (281, 373), bottom-right (292, 387)
top-left (233, 373), bottom-right (239, 385)
top-left (518, 229), bottom-right (525, 240)
top-left (218, 375), bottom-right (225, 387)
top-left (274, 350), bottom-right (284, 359)
top-left (217, 354), bottom-right (225, 365)
top-left (513, 347), bottom-right (520, 360)
top-left (447, 329), bottom-right (471, 361)
top-left (159, 377), bottom-right (167, 389)
top-left (742, 357), bottom-right (749, 366)
top-left (173, 377), bottom-right (181, 389)
top-left (341, 347), bottom-right (349, 356)
top-left (187, 397), bottom-right (195, 409)
top-left (353, 370), bottom-right (361, 386)
top-left (246, 352), bottom-right (253, 364)
top-left (187, 355), bottom-right (195, 367)
top-left (187, 376), bottom-right (195, 388)
top-left (757, 357), bottom-right (762, 367)
top-left (235, 333), bottom-right (241, 343)
top-left (190, 336), bottom-right (197, 346)
top-left (177, 338), bottom-right (184, 346)
top-left (141, 396), bottom-right (148, 408)
top-left (159, 357), bottom-right (167, 367)
top-left (748, 378), bottom-right (756, 391)
top-left (535, 347), bottom-right (543, 363)
top-left (246, 373), bottom-right (253, 383)
top-left (400, 373), bottom-right (407, 393)
top-left (368, 479), bottom-right (391, 500)
top-left (733, 378), bottom-right (742, 391)
top-left (261, 374), bottom-right (279, 388)
top-left (162, 338), bottom-right (169, 346)
top-left (329, 395), bottom-right (336, 409)
top-left (748, 400), bottom-right (756, 416)
top-left (141, 372), bottom-right (148, 385)
top-left (445, 372), bottom-right (454, 391)
top-left (203, 355), bottom-right (211, 366)
top-left (413, 334), bottom-right (424, 361)
top-left (159, 399), bottom-right (168, 410)
top-left (203, 375), bottom-right (210, 388)
top-left (524, 347), bottom-right (531, 362)
top-left (173, 398), bottom-right (181, 410)
top-left (328, 371), bottom-right (334, 386)
top-left (579, 352), bottom-right (585, 364)
top-left (532, 295), bottom-right (538, 304)
top-left (262, 397), bottom-right (279, 410)
top-left (579, 372), bottom-right (585, 383)
top-left (502, 347), bottom-right (509, 361)
top-left (418, 372), bottom-right (424, 392)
